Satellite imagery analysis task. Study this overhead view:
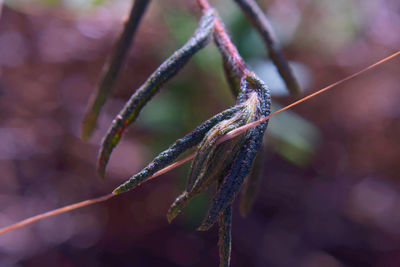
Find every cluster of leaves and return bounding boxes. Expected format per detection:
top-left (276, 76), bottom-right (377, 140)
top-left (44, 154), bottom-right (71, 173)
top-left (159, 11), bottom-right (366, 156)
top-left (81, 0), bottom-right (300, 266)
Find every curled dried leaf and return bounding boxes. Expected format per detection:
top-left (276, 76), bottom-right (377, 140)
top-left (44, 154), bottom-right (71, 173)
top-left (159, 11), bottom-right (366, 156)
top-left (82, 0), bottom-right (151, 140)
top-left (198, 73), bottom-right (271, 230)
top-left (167, 91), bottom-right (260, 222)
top-left (98, 9), bottom-right (215, 179)
top-left (113, 105), bottom-right (243, 194)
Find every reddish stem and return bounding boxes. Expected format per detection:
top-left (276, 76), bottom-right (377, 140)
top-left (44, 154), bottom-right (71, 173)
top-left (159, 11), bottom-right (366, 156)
top-left (197, 0), bottom-right (248, 76)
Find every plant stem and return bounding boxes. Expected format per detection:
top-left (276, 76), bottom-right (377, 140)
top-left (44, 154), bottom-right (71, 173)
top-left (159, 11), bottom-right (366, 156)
top-left (197, 0), bottom-right (248, 77)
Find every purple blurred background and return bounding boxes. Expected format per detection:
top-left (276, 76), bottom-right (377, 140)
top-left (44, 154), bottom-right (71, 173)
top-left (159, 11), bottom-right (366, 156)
top-left (0, 0), bottom-right (400, 266)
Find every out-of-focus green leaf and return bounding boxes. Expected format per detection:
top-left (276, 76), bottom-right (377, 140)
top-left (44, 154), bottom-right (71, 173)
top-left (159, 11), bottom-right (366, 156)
top-left (267, 103), bottom-right (321, 167)
top-left (164, 10), bottom-right (221, 75)
top-left (164, 10), bottom-right (198, 45)
top-left (136, 82), bottom-right (190, 136)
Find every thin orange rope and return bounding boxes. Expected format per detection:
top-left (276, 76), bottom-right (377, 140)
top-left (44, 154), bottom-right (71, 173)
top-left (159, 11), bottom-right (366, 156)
top-left (0, 51), bottom-right (398, 236)
top-left (0, 193), bottom-right (114, 235)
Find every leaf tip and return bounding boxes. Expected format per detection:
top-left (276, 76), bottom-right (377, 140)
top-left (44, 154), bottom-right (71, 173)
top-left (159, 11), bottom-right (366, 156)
top-left (239, 201), bottom-right (251, 218)
top-left (167, 193), bottom-right (188, 223)
top-left (166, 210), bottom-right (179, 223)
top-left (96, 163), bottom-right (106, 180)
top-left (81, 105), bottom-right (99, 141)
top-left (197, 224), bottom-right (210, 231)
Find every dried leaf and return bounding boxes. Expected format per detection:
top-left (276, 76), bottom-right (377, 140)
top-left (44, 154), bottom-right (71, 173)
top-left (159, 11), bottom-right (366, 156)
top-left (239, 150), bottom-right (263, 217)
top-left (233, 0), bottom-right (301, 95)
top-left (81, 0), bottom-right (151, 140)
top-left (113, 105), bottom-right (242, 194)
top-left (198, 74), bottom-right (271, 230)
top-left (218, 205), bottom-right (232, 267)
top-left (98, 9), bottom-right (215, 178)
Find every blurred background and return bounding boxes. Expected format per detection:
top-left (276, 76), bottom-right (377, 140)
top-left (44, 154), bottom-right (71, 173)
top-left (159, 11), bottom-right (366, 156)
top-left (0, 0), bottom-right (400, 266)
